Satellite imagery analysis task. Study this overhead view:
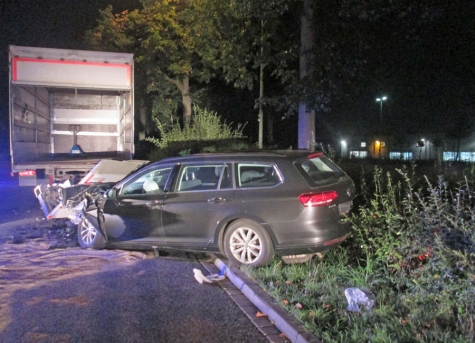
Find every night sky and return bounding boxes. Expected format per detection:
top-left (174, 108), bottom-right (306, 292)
top-left (1, 0), bottom-right (474, 149)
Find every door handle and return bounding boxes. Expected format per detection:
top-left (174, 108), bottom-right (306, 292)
top-left (146, 200), bottom-right (161, 208)
top-left (208, 197), bottom-right (227, 203)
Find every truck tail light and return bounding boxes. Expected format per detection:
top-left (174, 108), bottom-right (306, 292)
top-left (19, 170), bottom-right (36, 177)
top-left (299, 191), bottom-right (338, 207)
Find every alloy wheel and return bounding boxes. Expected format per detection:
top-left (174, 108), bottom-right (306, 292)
top-left (80, 219), bottom-right (97, 245)
top-left (229, 227), bottom-right (262, 264)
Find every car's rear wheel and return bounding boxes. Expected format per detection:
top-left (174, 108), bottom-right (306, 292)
top-left (78, 217), bottom-right (105, 249)
top-left (223, 220), bottom-right (274, 267)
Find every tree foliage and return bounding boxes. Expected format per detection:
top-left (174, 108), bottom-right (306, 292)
top-left (86, 0), bottom-right (217, 127)
top-left (84, 0), bottom-right (474, 147)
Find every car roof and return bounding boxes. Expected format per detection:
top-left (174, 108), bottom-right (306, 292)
top-left (155, 150), bottom-right (323, 164)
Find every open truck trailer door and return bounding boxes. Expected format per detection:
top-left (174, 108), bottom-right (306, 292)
top-left (9, 45), bottom-right (135, 186)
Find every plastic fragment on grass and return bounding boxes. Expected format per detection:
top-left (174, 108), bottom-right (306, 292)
top-left (344, 287), bottom-right (375, 312)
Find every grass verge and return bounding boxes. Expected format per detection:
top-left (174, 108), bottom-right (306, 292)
top-left (243, 162), bottom-right (475, 342)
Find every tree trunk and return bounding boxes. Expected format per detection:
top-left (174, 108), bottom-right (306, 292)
top-left (164, 73), bottom-right (192, 127)
top-left (258, 21), bottom-right (265, 149)
top-left (181, 75), bottom-right (192, 128)
top-left (258, 62), bottom-right (264, 149)
top-left (267, 111), bottom-right (274, 146)
top-left (138, 98), bottom-right (147, 141)
top-left (298, 0), bottom-right (316, 150)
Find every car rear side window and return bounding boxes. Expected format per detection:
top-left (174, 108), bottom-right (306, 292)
top-left (296, 154), bottom-right (345, 186)
top-left (236, 163), bottom-right (281, 188)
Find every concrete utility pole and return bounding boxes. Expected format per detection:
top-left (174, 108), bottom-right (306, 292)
top-left (298, 0), bottom-right (316, 150)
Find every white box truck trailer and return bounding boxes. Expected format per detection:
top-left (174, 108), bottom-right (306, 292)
top-left (9, 45), bottom-right (135, 186)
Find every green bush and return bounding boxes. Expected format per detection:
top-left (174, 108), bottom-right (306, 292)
top-left (146, 105), bottom-right (248, 161)
top-left (245, 161), bottom-right (475, 342)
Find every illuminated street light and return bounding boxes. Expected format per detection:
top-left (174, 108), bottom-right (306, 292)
top-left (376, 96), bottom-right (388, 135)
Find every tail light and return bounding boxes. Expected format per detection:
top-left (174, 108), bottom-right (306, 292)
top-left (299, 191), bottom-right (338, 207)
top-left (307, 152), bottom-right (324, 159)
top-left (19, 170), bottom-right (36, 177)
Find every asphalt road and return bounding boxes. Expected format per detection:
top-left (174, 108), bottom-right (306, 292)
top-left (1, 256), bottom-right (270, 343)
top-left (0, 156), bottom-right (271, 343)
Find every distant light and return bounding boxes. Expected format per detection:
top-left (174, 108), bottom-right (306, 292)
top-left (376, 96), bottom-right (388, 102)
top-left (341, 140), bottom-right (346, 145)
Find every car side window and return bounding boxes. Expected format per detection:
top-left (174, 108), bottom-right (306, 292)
top-left (236, 163), bottom-right (281, 188)
top-left (297, 155), bottom-right (344, 185)
top-left (122, 166), bottom-right (172, 195)
top-left (176, 164), bottom-right (225, 192)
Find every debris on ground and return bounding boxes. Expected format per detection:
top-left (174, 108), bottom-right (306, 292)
top-left (4, 219), bottom-right (78, 249)
top-left (193, 268), bottom-right (225, 284)
top-left (344, 287), bottom-right (376, 312)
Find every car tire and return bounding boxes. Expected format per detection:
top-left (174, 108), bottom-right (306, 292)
top-left (77, 217), bottom-right (106, 249)
top-left (223, 219), bottom-right (274, 267)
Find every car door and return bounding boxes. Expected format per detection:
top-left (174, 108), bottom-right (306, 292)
top-left (100, 164), bottom-right (175, 248)
top-left (162, 162), bottom-right (235, 250)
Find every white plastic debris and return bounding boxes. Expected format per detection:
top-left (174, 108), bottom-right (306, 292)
top-left (193, 268), bottom-right (225, 284)
top-left (344, 287), bottom-right (375, 312)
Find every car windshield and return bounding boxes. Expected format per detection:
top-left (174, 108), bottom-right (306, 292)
top-left (296, 154), bottom-right (345, 185)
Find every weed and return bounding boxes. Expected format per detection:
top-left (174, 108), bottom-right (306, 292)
top-left (244, 161), bottom-right (475, 342)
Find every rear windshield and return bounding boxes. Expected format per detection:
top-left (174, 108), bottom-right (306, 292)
top-left (295, 154), bottom-right (345, 186)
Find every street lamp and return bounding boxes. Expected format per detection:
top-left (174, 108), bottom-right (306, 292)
top-left (341, 140), bottom-right (347, 158)
top-left (376, 96), bottom-right (388, 135)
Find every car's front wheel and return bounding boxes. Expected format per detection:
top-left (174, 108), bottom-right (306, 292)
top-left (223, 219), bottom-right (274, 267)
top-left (78, 217), bottom-right (106, 249)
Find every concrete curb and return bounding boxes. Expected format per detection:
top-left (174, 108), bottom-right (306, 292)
top-left (211, 255), bottom-right (321, 343)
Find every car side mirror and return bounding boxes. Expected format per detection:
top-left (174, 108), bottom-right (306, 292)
top-left (104, 189), bottom-right (117, 199)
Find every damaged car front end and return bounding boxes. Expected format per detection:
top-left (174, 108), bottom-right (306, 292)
top-left (34, 159), bottom-right (148, 221)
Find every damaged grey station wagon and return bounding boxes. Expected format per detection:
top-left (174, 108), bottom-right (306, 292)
top-left (72, 151), bottom-right (356, 267)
